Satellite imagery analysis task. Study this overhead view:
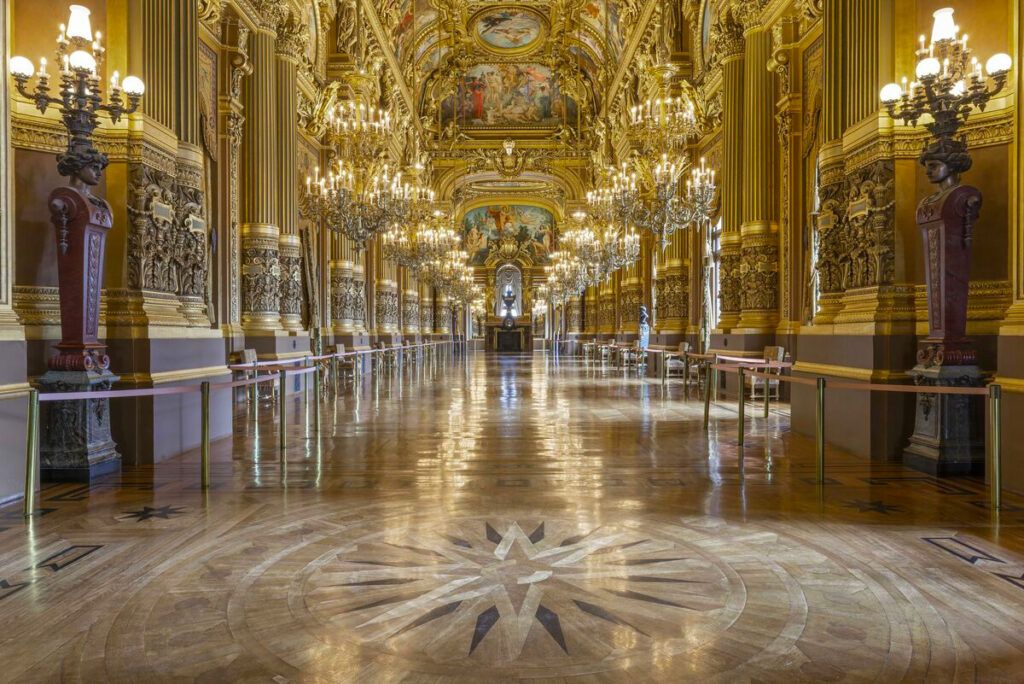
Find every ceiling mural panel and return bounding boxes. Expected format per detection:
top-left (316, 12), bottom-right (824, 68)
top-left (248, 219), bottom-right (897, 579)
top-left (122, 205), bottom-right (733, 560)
top-left (472, 6), bottom-right (548, 54)
top-left (441, 64), bottom-right (577, 128)
top-left (463, 204), bottom-right (555, 266)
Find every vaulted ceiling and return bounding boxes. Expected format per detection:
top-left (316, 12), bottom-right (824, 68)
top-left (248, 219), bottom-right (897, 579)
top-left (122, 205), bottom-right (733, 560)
top-left (349, 1), bottom-right (654, 208)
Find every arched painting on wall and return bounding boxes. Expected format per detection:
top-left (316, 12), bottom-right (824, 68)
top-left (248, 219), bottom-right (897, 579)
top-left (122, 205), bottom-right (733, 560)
top-left (463, 205), bottom-right (555, 266)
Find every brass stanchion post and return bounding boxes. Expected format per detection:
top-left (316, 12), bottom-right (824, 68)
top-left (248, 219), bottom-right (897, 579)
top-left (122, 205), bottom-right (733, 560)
top-left (989, 383), bottom-right (1002, 510)
top-left (250, 359), bottom-right (258, 406)
top-left (279, 369), bottom-right (287, 455)
top-left (22, 388), bottom-right (39, 518)
top-left (816, 377), bottom-right (826, 484)
top-left (703, 362), bottom-right (712, 431)
top-left (763, 368), bottom-right (771, 418)
top-left (737, 367), bottom-right (745, 446)
top-left (313, 364), bottom-right (321, 433)
top-left (200, 381), bottom-right (211, 489)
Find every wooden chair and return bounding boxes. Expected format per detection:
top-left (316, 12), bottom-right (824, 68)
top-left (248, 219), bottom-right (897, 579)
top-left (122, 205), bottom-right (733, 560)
top-left (749, 345), bottom-right (786, 400)
top-left (620, 340), bottom-right (647, 369)
top-left (665, 341), bottom-right (691, 379)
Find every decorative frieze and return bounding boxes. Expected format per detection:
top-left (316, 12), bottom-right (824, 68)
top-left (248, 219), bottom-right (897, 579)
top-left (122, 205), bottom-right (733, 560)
top-left (278, 235), bottom-right (303, 329)
top-left (126, 164), bottom-right (209, 314)
top-left (740, 239), bottom-right (779, 312)
top-left (655, 273), bottom-right (688, 323)
top-left (719, 252), bottom-right (743, 317)
top-left (240, 225), bottom-right (281, 330)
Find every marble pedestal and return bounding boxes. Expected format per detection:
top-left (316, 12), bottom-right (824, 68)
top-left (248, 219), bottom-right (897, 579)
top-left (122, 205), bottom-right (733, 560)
top-left (903, 364), bottom-right (983, 476)
top-left (38, 369), bottom-right (121, 481)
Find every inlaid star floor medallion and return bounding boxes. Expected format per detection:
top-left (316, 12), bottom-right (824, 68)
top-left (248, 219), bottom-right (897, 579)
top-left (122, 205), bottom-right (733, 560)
top-left (306, 517), bottom-right (731, 666)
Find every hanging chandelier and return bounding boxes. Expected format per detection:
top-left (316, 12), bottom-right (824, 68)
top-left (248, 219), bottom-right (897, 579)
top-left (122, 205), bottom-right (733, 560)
top-left (382, 208), bottom-right (459, 273)
top-left (302, 159), bottom-right (407, 251)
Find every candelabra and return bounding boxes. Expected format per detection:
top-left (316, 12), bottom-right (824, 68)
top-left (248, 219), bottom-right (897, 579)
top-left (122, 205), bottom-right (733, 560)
top-left (303, 159), bottom-right (407, 250)
top-left (9, 5), bottom-right (144, 171)
top-left (8, 4), bottom-right (144, 481)
top-left (880, 8), bottom-right (1010, 153)
top-left (878, 7), bottom-right (1012, 472)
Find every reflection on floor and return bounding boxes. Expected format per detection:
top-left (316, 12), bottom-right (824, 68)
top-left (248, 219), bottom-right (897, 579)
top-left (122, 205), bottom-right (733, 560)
top-left (2, 351), bottom-right (1023, 681)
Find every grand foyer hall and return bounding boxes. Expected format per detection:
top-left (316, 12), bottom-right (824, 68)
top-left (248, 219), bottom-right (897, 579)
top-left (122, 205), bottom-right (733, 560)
top-left (2, 0), bottom-right (1024, 680)
top-left (2, 352), bottom-right (1024, 681)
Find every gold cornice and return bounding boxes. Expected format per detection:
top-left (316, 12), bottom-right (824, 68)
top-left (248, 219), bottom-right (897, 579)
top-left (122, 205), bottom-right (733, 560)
top-left (792, 360), bottom-right (912, 383)
top-left (118, 365), bottom-right (232, 386)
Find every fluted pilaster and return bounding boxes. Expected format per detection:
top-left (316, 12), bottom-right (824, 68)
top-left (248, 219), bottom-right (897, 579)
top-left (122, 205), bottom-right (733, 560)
top-left (240, 26), bottom-right (280, 331)
top-left (718, 43), bottom-right (745, 331)
top-left (738, 27), bottom-right (779, 332)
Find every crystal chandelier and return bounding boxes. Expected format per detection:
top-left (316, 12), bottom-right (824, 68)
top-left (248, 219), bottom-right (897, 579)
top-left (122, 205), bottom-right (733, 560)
top-left (562, 209), bottom-right (640, 285)
top-left (9, 5), bottom-right (145, 158)
top-left (880, 8), bottom-right (1011, 153)
top-left (382, 208), bottom-right (459, 273)
top-left (302, 159), bottom-right (407, 251)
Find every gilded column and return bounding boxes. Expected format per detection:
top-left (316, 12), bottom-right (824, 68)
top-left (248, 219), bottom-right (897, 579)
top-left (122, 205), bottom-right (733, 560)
top-left (813, 0), bottom-right (848, 324)
top-left (619, 262), bottom-right (643, 337)
top-left (275, 11), bottom-right (306, 331)
top-left (654, 229), bottom-right (688, 341)
top-left (566, 296), bottom-right (582, 335)
top-left (402, 271), bottom-right (420, 337)
top-left (352, 245), bottom-right (368, 334)
top-left (717, 15), bottom-right (745, 331)
top-left (419, 281), bottom-right (433, 337)
top-left (330, 235), bottom-right (353, 333)
top-left (175, 0), bottom-right (211, 327)
top-left (737, 25), bottom-right (779, 332)
top-left (240, 7), bottom-right (282, 333)
top-left (220, 23), bottom-right (250, 333)
top-left (434, 292), bottom-right (451, 335)
top-left (374, 252), bottom-right (399, 337)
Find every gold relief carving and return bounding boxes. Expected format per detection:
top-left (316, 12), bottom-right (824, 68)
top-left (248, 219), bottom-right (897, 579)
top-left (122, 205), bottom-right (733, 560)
top-left (403, 293), bottom-right (420, 332)
top-left (126, 164), bottom-right (211, 306)
top-left (777, 110), bottom-right (793, 319)
top-left (741, 241), bottom-right (779, 311)
top-left (620, 283), bottom-right (643, 327)
top-left (655, 273), bottom-right (688, 322)
top-left (198, 0), bottom-right (222, 30)
top-left (733, 0), bottom-right (768, 33)
top-left (376, 284), bottom-right (400, 332)
top-left (227, 112), bottom-right (245, 325)
top-left (913, 280), bottom-right (1013, 322)
top-left (719, 250), bottom-right (743, 315)
top-left (840, 160), bottom-right (894, 290)
top-left (230, 26), bottom-right (252, 101)
top-left (198, 42), bottom-right (218, 164)
top-left (13, 286), bottom-right (61, 327)
top-left (253, 0), bottom-right (286, 31)
top-left (298, 81), bottom-right (341, 139)
top-left (241, 231), bottom-right (281, 320)
top-left (833, 284), bottom-right (917, 326)
top-left (275, 9), bottom-right (309, 60)
top-left (796, 0), bottom-right (824, 22)
top-left (279, 237), bottom-right (304, 320)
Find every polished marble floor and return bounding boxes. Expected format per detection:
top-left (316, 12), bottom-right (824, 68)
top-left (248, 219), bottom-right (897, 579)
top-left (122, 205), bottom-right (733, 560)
top-left (2, 351), bottom-right (1024, 682)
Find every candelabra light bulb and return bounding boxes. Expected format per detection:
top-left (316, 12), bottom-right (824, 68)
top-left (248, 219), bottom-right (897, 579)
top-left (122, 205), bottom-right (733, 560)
top-left (121, 75), bottom-right (145, 96)
top-left (930, 7), bottom-right (957, 43)
top-left (880, 82), bottom-right (903, 103)
top-left (9, 55), bottom-right (34, 78)
top-left (68, 49), bottom-right (96, 74)
top-left (66, 4), bottom-right (93, 41)
top-left (916, 56), bottom-right (941, 79)
top-left (986, 52), bottom-right (1012, 76)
